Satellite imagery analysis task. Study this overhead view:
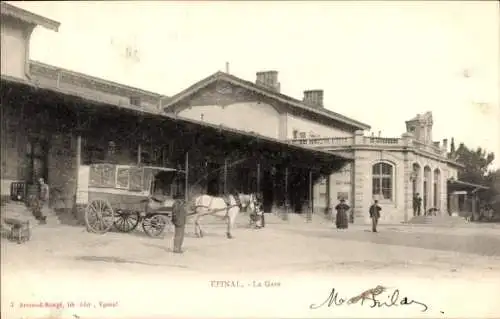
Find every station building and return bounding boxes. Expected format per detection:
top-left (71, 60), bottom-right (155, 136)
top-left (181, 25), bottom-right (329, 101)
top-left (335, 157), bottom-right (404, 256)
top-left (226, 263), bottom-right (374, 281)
top-left (1, 3), bottom-right (346, 224)
top-left (2, 3), bottom-right (470, 225)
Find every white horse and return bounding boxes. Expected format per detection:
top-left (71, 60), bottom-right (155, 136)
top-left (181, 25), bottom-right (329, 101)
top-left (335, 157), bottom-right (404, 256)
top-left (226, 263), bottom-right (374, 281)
top-left (190, 192), bottom-right (257, 239)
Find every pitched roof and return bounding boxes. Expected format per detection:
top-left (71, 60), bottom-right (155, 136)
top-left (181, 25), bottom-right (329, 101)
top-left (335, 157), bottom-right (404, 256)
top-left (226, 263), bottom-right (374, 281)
top-left (1, 2), bottom-right (60, 31)
top-left (162, 71), bottom-right (371, 131)
top-left (1, 73), bottom-right (353, 162)
top-left (30, 60), bottom-right (167, 100)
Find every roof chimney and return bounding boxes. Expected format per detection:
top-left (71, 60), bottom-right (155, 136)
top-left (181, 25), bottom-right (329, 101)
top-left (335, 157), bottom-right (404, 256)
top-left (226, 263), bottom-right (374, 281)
top-left (442, 138), bottom-right (448, 151)
top-left (256, 71), bottom-right (280, 92)
top-left (303, 90), bottom-right (324, 107)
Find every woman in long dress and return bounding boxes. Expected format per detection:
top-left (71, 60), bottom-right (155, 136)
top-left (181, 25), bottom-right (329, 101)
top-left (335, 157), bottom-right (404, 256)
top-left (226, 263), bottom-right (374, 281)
top-left (335, 198), bottom-right (350, 229)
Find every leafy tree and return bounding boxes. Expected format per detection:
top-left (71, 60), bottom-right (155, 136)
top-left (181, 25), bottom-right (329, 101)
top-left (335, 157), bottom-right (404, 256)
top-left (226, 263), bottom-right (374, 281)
top-left (451, 142), bottom-right (497, 202)
top-left (487, 169), bottom-right (500, 218)
top-left (489, 169), bottom-right (500, 200)
top-left (453, 143), bottom-right (495, 184)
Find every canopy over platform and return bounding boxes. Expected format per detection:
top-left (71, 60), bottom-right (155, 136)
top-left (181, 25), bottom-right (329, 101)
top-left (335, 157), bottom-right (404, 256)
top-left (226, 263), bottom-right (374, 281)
top-left (1, 75), bottom-right (350, 175)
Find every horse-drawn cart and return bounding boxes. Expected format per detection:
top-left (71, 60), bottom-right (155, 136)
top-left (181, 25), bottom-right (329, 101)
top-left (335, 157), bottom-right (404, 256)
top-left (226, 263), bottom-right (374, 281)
top-left (76, 163), bottom-right (185, 237)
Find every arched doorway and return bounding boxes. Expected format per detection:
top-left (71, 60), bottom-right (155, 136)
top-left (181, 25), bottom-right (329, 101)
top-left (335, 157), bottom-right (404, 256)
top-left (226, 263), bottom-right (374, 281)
top-left (433, 168), bottom-right (441, 211)
top-left (412, 163), bottom-right (421, 197)
top-left (423, 166), bottom-right (432, 212)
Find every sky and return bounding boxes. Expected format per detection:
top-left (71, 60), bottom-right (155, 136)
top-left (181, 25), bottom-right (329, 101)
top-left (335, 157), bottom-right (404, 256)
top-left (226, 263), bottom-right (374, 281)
top-left (9, 1), bottom-right (500, 168)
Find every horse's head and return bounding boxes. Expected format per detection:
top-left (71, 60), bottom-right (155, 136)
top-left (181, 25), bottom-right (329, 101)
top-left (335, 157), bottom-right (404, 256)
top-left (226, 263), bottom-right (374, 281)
top-left (235, 193), bottom-right (260, 213)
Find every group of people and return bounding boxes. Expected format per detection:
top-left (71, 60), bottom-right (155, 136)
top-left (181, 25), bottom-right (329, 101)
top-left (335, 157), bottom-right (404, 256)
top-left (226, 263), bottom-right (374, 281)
top-left (334, 198), bottom-right (381, 232)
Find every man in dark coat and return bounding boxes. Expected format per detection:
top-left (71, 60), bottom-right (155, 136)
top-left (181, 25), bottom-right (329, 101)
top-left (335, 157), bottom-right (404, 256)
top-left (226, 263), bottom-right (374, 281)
top-left (413, 193), bottom-right (422, 216)
top-left (171, 198), bottom-right (188, 254)
top-left (369, 199), bottom-right (382, 232)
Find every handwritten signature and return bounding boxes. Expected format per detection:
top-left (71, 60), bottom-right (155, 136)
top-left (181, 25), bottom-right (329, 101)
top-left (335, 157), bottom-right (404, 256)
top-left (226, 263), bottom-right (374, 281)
top-left (309, 285), bottom-right (428, 312)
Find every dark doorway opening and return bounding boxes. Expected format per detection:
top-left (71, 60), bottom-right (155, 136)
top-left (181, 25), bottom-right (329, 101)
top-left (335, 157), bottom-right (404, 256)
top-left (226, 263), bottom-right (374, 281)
top-left (289, 168), bottom-right (309, 214)
top-left (262, 169), bottom-right (274, 213)
top-left (206, 162), bottom-right (221, 196)
top-left (26, 137), bottom-right (49, 184)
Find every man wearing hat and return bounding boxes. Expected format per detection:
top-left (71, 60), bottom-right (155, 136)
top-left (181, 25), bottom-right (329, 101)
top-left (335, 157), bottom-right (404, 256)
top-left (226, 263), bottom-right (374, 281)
top-left (171, 197), bottom-right (188, 254)
top-left (335, 198), bottom-right (350, 229)
top-left (369, 199), bottom-right (382, 232)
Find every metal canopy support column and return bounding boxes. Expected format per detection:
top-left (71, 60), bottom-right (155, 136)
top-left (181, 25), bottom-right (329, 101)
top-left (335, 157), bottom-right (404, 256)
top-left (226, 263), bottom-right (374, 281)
top-left (74, 111), bottom-right (83, 211)
top-left (138, 129), bottom-right (147, 166)
top-left (185, 151), bottom-right (189, 201)
top-left (76, 135), bottom-right (82, 171)
top-left (284, 167), bottom-right (289, 220)
top-left (223, 158), bottom-right (228, 194)
top-left (137, 143), bottom-right (142, 165)
top-left (257, 163), bottom-right (261, 195)
top-left (75, 133), bottom-right (82, 205)
top-left (307, 170), bottom-right (313, 222)
top-left (326, 173), bottom-right (332, 221)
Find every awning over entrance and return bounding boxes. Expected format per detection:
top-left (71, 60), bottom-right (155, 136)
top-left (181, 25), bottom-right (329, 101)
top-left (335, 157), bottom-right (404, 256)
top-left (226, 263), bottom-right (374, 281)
top-left (447, 179), bottom-right (489, 194)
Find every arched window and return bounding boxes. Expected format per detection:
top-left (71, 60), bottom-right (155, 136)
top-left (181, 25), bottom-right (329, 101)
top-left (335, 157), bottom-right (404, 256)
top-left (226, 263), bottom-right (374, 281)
top-left (372, 162), bottom-right (393, 200)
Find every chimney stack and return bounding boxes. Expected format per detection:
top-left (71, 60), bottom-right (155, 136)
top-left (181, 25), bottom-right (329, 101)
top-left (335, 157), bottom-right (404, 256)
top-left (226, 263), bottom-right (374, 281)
top-left (256, 71), bottom-right (280, 92)
top-left (303, 90), bottom-right (324, 107)
top-left (442, 138), bottom-right (448, 150)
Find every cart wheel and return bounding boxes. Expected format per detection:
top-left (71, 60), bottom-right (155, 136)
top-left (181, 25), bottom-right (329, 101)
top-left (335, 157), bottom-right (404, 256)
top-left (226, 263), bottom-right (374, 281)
top-left (85, 199), bottom-right (115, 234)
top-left (114, 210), bottom-right (140, 232)
top-left (142, 214), bottom-right (173, 238)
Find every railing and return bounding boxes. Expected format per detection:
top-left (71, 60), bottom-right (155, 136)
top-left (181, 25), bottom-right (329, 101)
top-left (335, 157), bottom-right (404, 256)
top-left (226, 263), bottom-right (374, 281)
top-left (289, 135), bottom-right (446, 156)
top-left (366, 137), bottom-right (400, 145)
top-left (10, 181), bottom-right (26, 201)
top-left (291, 137), bottom-right (353, 146)
top-left (412, 140), bottom-right (443, 155)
